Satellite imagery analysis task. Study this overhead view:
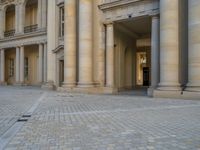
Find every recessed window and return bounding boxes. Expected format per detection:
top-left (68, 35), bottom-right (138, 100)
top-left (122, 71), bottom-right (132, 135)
top-left (9, 58), bottom-right (14, 77)
top-left (59, 6), bottom-right (64, 37)
top-left (24, 57), bottom-right (29, 78)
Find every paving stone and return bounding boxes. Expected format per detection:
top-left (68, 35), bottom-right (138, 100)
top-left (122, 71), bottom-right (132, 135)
top-left (0, 86), bottom-right (200, 149)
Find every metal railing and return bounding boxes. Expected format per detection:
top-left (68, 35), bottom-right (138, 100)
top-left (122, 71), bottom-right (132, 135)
top-left (24, 24), bottom-right (38, 33)
top-left (4, 29), bottom-right (15, 37)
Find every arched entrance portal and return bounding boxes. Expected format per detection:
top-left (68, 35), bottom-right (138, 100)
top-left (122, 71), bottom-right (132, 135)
top-left (114, 17), bottom-right (152, 96)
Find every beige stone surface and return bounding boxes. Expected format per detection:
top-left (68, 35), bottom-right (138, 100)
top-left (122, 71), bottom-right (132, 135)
top-left (158, 0), bottom-right (181, 91)
top-left (187, 0), bottom-right (200, 92)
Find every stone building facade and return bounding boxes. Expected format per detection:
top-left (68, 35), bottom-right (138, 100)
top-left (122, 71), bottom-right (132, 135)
top-left (0, 0), bottom-right (200, 99)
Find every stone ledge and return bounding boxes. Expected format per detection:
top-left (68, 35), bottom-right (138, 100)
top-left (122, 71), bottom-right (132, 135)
top-left (57, 86), bottom-right (118, 94)
top-left (153, 90), bottom-right (200, 100)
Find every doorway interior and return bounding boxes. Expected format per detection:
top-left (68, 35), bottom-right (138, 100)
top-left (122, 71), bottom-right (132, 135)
top-left (114, 16), bottom-right (152, 95)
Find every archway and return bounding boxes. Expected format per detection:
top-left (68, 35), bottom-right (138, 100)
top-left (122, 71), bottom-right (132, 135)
top-left (4, 4), bottom-right (15, 37)
top-left (114, 17), bottom-right (152, 95)
top-left (24, 0), bottom-right (38, 32)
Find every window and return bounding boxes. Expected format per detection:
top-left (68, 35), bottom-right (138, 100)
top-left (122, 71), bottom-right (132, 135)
top-left (59, 6), bottom-right (64, 37)
top-left (24, 57), bottom-right (29, 78)
top-left (9, 58), bottom-right (14, 77)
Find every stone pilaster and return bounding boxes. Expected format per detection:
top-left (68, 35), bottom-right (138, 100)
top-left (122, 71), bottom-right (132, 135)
top-left (15, 4), bottom-right (19, 34)
top-left (0, 49), bottom-right (5, 84)
top-left (41, 0), bottom-right (47, 28)
top-left (38, 44), bottom-right (43, 83)
top-left (16, 47), bottom-right (20, 83)
top-left (62, 0), bottom-right (77, 88)
top-left (0, 8), bottom-right (4, 39)
top-left (98, 25), bottom-right (106, 86)
top-left (18, 3), bottom-right (25, 34)
top-left (158, 0), bottom-right (181, 91)
top-left (148, 15), bottom-right (160, 96)
top-left (43, 43), bottom-right (47, 83)
top-left (106, 23), bottom-right (114, 87)
top-left (186, 0), bottom-right (200, 92)
top-left (78, 0), bottom-right (94, 87)
top-left (37, 0), bottom-right (42, 29)
top-left (20, 46), bottom-right (24, 84)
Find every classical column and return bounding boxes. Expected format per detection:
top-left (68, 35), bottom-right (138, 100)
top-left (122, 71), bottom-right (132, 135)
top-left (16, 47), bottom-right (20, 83)
top-left (43, 0), bottom-right (56, 89)
top-left (78, 0), bottom-right (93, 87)
top-left (20, 46), bottom-right (24, 83)
top-left (149, 15), bottom-right (160, 93)
top-left (37, 0), bottom-right (42, 28)
top-left (43, 43), bottom-right (47, 83)
top-left (63, 0), bottom-right (77, 88)
top-left (158, 0), bottom-right (180, 91)
top-left (98, 25), bottom-right (106, 86)
top-left (0, 49), bottom-right (5, 83)
top-left (38, 44), bottom-right (43, 83)
top-left (106, 23), bottom-right (114, 87)
top-left (186, 0), bottom-right (200, 92)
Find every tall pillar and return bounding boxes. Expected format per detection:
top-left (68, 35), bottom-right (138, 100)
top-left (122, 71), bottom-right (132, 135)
top-left (106, 23), bottom-right (114, 87)
top-left (42, 0), bottom-right (56, 90)
top-left (16, 47), bottom-right (20, 83)
top-left (38, 44), bottom-right (43, 83)
top-left (37, 0), bottom-right (42, 28)
top-left (78, 0), bottom-right (93, 87)
top-left (0, 49), bottom-right (5, 83)
top-left (20, 46), bottom-right (24, 83)
top-left (186, 0), bottom-right (200, 92)
top-left (63, 0), bottom-right (77, 88)
top-left (158, 0), bottom-right (180, 91)
top-left (148, 15), bottom-right (160, 95)
top-left (43, 43), bottom-right (47, 83)
top-left (98, 25), bottom-right (106, 86)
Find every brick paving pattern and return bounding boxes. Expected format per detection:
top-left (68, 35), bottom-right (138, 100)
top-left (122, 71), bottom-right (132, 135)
top-left (0, 87), bottom-right (200, 150)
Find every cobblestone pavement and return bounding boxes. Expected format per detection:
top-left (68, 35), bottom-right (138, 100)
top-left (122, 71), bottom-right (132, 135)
top-left (1, 87), bottom-right (200, 150)
top-left (0, 86), bottom-right (43, 137)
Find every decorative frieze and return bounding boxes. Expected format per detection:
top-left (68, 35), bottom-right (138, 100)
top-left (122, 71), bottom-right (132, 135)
top-left (99, 0), bottom-right (159, 22)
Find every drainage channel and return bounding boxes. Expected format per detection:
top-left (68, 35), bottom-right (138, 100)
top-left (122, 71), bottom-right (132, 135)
top-left (0, 92), bottom-right (46, 150)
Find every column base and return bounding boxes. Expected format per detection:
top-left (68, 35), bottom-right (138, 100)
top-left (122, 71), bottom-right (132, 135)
top-left (0, 82), bottom-right (7, 85)
top-left (41, 81), bottom-right (55, 90)
top-left (62, 82), bottom-right (77, 89)
top-left (157, 82), bottom-right (181, 91)
top-left (185, 83), bottom-right (200, 92)
top-left (57, 86), bottom-right (118, 94)
top-left (147, 87), bottom-right (156, 97)
top-left (77, 82), bottom-right (95, 88)
top-left (153, 89), bottom-right (182, 99)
